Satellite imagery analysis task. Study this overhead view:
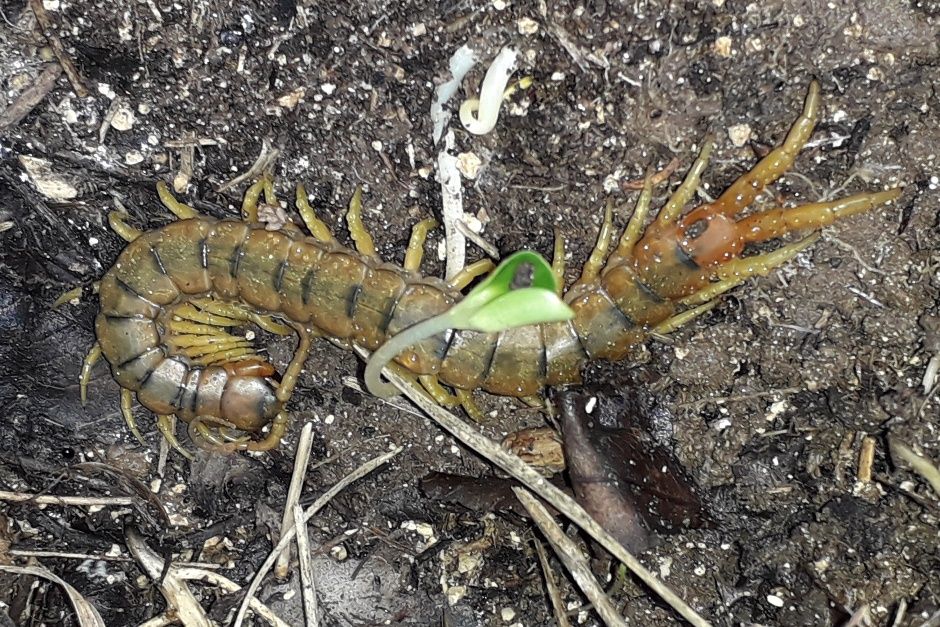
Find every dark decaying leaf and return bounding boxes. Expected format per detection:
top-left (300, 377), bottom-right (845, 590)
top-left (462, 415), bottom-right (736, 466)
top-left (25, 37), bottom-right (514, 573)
top-left (555, 389), bottom-right (706, 553)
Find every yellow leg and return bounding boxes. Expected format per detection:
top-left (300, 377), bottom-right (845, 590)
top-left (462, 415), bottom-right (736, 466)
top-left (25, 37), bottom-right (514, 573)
top-left (448, 259), bottom-right (496, 291)
top-left (171, 303), bottom-right (240, 326)
top-left (242, 412), bottom-right (290, 452)
top-left (241, 178), bottom-right (267, 222)
top-left (156, 181), bottom-right (200, 219)
top-left (577, 200), bottom-right (614, 285)
top-left (108, 211), bottom-right (142, 242)
top-left (155, 414), bottom-right (194, 460)
top-left (551, 229), bottom-right (566, 296)
top-left (612, 174), bottom-right (654, 259)
top-left (53, 286), bottom-right (83, 309)
top-left (655, 137), bottom-right (715, 226)
top-left (455, 388), bottom-right (485, 423)
top-left (403, 218), bottom-right (440, 272)
top-left (120, 388), bottom-right (147, 446)
top-left (652, 300), bottom-right (719, 335)
top-left (80, 343), bottom-right (102, 405)
top-left (295, 183), bottom-right (334, 243)
top-left (418, 375), bottom-right (461, 407)
top-left (346, 187), bottom-right (378, 258)
top-left (733, 189), bottom-right (902, 245)
top-left (679, 234), bottom-right (820, 308)
top-left (710, 81), bottom-right (820, 219)
top-left (275, 324), bottom-right (314, 404)
top-left (180, 298), bottom-right (294, 335)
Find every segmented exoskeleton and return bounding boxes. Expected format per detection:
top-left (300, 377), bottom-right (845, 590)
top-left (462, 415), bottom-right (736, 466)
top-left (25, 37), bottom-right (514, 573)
top-left (82, 81), bottom-right (901, 454)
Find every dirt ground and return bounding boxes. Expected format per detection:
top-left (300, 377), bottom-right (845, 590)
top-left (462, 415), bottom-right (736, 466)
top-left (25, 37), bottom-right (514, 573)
top-left (0, 0), bottom-right (938, 625)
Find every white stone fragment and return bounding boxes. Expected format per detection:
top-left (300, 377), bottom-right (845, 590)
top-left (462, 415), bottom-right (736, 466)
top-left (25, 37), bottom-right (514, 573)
top-left (728, 123), bottom-right (752, 147)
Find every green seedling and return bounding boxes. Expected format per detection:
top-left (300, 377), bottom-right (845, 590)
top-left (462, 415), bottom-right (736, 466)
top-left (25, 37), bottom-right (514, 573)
top-left (365, 251), bottom-right (575, 398)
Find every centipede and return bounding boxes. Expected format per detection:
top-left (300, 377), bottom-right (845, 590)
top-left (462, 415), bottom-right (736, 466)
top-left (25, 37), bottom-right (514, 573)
top-left (81, 80), bottom-right (901, 455)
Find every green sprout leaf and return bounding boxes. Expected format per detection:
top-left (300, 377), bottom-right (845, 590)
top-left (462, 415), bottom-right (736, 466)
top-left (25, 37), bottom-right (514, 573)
top-left (365, 251), bottom-right (575, 397)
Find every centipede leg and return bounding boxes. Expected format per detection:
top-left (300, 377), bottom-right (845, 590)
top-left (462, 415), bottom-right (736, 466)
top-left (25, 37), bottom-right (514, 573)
top-left (275, 324), bottom-right (314, 404)
top-left (79, 343), bottom-right (102, 405)
top-left (107, 211), bottom-right (143, 242)
top-left (652, 300), bottom-right (719, 335)
top-left (577, 199), bottom-right (614, 285)
top-left (120, 388), bottom-right (147, 446)
top-left (403, 217), bottom-right (440, 272)
top-left (346, 187), bottom-right (379, 258)
top-left (455, 388), bottom-right (485, 423)
top-left (295, 183), bottom-right (335, 243)
top-left (709, 81), bottom-right (820, 219)
top-left (155, 414), bottom-right (194, 460)
top-left (679, 234), bottom-right (820, 307)
top-left (242, 412), bottom-right (289, 452)
top-left (611, 174), bottom-right (655, 261)
top-left (156, 181), bottom-right (201, 219)
top-left (654, 137), bottom-right (715, 226)
top-left (418, 374), bottom-right (461, 407)
top-left (241, 177), bottom-right (268, 222)
top-left (448, 259), bottom-right (496, 290)
top-left (551, 229), bottom-right (566, 296)
top-left (732, 189), bottom-right (902, 245)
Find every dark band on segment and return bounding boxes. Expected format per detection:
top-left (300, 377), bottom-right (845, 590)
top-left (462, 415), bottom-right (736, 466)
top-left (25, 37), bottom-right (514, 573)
top-left (346, 283), bottom-right (363, 319)
top-left (273, 260), bottom-right (288, 292)
top-left (676, 242), bottom-right (699, 269)
top-left (636, 278), bottom-right (664, 303)
top-left (301, 270), bottom-right (316, 305)
top-left (437, 328), bottom-right (457, 361)
top-left (381, 285), bottom-right (408, 334)
top-left (198, 238), bottom-right (209, 269)
top-left (230, 241), bottom-right (245, 278)
top-left (149, 246), bottom-right (169, 276)
top-left (481, 331), bottom-right (501, 383)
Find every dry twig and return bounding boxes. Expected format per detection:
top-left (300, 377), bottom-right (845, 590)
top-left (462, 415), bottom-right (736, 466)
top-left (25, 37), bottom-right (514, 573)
top-left (27, 0), bottom-right (88, 97)
top-left (515, 487), bottom-right (626, 626)
top-left (275, 422), bottom-right (315, 578)
top-left (0, 563), bottom-right (105, 627)
top-left (0, 62), bottom-right (63, 130)
top-left (533, 538), bottom-right (571, 627)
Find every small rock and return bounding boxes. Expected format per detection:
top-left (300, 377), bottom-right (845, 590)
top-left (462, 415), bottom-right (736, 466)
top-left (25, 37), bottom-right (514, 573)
top-left (728, 123), bottom-right (752, 147)
top-left (456, 152), bottom-right (482, 179)
top-left (501, 607), bottom-right (516, 622)
top-left (110, 104), bottom-right (136, 131)
top-left (517, 17), bottom-right (539, 35)
top-left (713, 35), bottom-right (733, 57)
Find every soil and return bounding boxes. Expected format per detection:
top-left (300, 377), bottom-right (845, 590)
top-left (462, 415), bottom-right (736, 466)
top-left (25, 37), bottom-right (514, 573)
top-left (0, 1), bottom-right (938, 626)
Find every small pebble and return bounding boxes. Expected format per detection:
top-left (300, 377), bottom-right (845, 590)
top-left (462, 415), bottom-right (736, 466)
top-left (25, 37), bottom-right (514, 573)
top-left (728, 123), bottom-right (752, 147)
top-left (517, 17), bottom-right (539, 35)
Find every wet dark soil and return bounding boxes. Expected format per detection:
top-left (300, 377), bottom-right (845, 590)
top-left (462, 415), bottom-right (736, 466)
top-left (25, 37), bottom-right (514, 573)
top-left (1, 1), bottom-right (938, 625)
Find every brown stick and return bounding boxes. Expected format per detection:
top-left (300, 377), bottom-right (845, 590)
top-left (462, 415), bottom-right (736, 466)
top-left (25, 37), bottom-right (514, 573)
top-left (28, 0), bottom-right (88, 97)
top-left (0, 62), bottom-right (63, 130)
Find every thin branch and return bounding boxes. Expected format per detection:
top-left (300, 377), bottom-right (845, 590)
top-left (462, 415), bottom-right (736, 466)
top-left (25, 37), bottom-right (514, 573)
top-left (515, 488), bottom-right (626, 627)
